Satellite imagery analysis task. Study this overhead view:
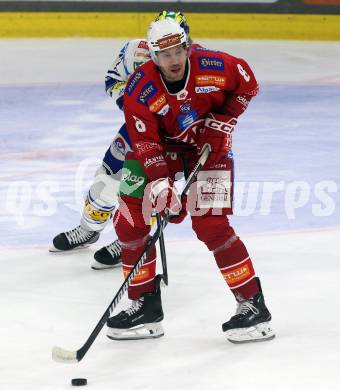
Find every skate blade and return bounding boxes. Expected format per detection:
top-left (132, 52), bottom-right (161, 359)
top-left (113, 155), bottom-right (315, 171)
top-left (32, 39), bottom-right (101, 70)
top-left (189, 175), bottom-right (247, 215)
top-left (225, 321), bottom-right (275, 344)
top-left (107, 322), bottom-right (164, 340)
top-left (91, 259), bottom-right (122, 270)
top-left (49, 244), bottom-right (92, 253)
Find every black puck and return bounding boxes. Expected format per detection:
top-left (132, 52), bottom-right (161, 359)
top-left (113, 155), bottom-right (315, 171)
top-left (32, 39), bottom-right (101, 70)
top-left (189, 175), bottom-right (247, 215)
top-left (71, 378), bottom-right (87, 386)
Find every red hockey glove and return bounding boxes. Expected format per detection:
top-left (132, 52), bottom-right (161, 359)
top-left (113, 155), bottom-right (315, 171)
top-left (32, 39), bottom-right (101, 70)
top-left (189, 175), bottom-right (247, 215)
top-left (197, 113), bottom-right (237, 167)
top-left (149, 178), bottom-right (187, 224)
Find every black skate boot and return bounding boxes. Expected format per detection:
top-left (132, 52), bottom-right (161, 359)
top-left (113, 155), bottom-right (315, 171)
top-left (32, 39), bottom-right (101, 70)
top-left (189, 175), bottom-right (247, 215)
top-left (222, 278), bottom-right (275, 343)
top-left (107, 279), bottom-right (164, 340)
top-left (91, 240), bottom-right (122, 270)
top-left (50, 225), bottom-right (100, 252)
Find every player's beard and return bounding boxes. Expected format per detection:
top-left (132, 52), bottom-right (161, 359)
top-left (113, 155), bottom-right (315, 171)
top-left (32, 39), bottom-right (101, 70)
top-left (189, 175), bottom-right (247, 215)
top-left (160, 61), bottom-right (187, 83)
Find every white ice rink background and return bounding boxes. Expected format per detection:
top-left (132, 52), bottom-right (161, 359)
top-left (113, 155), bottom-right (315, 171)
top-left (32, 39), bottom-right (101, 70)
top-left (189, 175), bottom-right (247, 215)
top-left (0, 39), bottom-right (339, 389)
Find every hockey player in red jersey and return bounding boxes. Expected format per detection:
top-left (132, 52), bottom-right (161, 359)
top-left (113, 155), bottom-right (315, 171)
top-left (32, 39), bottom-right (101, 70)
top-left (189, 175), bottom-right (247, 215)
top-left (107, 18), bottom-right (275, 343)
top-left (50, 11), bottom-right (192, 270)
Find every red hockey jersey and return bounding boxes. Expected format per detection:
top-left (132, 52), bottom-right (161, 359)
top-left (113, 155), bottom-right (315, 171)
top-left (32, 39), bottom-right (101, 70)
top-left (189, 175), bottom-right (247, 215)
top-left (123, 46), bottom-right (259, 181)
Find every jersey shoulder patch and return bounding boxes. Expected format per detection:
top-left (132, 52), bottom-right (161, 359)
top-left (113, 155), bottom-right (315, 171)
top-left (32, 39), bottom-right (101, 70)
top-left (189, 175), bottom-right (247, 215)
top-left (126, 69), bottom-right (145, 96)
top-left (126, 61), bottom-right (161, 105)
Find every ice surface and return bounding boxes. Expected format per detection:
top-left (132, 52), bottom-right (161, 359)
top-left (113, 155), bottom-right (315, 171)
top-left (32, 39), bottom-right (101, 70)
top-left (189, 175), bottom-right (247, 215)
top-left (1, 231), bottom-right (340, 390)
top-left (0, 39), bottom-right (339, 389)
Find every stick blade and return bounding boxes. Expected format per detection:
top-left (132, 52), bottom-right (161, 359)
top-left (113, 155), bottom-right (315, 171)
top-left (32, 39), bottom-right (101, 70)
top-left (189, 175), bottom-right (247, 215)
top-left (52, 346), bottom-right (78, 364)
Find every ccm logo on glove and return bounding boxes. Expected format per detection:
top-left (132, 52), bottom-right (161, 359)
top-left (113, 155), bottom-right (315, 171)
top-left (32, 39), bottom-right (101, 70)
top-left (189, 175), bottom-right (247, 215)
top-left (205, 116), bottom-right (236, 135)
top-left (197, 113), bottom-right (237, 167)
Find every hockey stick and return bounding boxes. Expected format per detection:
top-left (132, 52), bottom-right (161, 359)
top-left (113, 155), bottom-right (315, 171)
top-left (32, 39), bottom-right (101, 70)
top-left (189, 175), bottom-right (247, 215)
top-left (155, 149), bottom-right (198, 287)
top-left (52, 144), bottom-right (210, 364)
top-left (157, 154), bottom-right (189, 285)
top-left (157, 213), bottom-right (168, 285)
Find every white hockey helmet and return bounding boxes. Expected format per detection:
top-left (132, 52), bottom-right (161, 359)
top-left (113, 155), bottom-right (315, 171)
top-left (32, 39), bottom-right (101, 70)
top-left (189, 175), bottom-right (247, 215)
top-left (147, 18), bottom-right (190, 63)
top-left (121, 39), bottom-right (151, 75)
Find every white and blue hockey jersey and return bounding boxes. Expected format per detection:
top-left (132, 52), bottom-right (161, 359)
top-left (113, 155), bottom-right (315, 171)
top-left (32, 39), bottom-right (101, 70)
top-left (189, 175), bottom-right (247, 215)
top-left (105, 39), bottom-right (151, 110)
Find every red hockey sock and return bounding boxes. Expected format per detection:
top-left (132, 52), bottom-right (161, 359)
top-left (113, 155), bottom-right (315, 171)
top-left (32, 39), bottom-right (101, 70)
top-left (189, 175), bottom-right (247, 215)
top-left (114, 202), bottom-right (156, 300)
top-left (192, 215), bottom-right (259, 301)
top-left (121, 237), bottom-right (156, 300)
top-left (214, 238), bottom-right (259, 301)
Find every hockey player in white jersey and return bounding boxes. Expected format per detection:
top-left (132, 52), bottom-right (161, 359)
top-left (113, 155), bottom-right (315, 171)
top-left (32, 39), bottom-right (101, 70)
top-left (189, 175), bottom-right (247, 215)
top-left (50, 38), bottom-right (151, 268)
top-left (50, 12), bottom-right (190, 270)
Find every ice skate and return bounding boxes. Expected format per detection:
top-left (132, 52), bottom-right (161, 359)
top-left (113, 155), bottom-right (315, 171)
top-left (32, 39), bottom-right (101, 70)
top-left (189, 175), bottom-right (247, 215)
top-left (50, 225), bottom-right (100, 252)
top-left (91, 240), bottom-right (122, 270)
top-left (223, 282), bottom-right (275, 343)
top-left (107, 287), bottom-right (164, 340)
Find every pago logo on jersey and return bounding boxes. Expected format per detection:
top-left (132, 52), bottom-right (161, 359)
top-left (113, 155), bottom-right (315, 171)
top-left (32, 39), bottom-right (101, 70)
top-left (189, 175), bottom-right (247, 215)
top-left (199, 56), bottom-right (225, 71)
top-left (121, 169), bottom-right (145, 186)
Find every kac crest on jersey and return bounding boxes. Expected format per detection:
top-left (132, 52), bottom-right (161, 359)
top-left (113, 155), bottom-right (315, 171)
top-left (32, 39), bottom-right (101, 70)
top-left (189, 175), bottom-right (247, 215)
top-left (180, 103), bottom-right (191, 113)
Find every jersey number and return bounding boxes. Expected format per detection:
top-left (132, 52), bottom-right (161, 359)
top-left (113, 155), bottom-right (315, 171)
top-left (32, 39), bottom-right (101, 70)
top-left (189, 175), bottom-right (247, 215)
top-left (237, 64), bottom-right (250, 82)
